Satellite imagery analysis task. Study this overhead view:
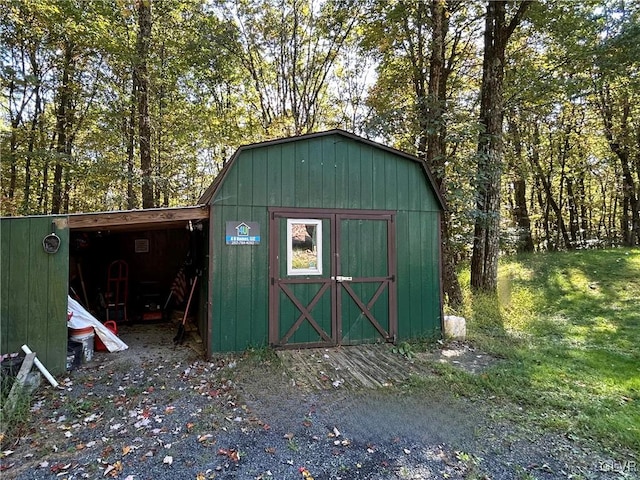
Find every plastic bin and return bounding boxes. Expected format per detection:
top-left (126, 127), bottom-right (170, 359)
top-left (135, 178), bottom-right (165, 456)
top-left (69, 326), bottom-right (95, 362)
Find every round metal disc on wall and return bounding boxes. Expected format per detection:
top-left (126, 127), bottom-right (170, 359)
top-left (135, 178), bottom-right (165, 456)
top-left (43, 233), bottom-right (61, 254)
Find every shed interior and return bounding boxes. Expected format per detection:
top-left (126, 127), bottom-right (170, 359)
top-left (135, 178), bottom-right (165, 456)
top-left (66, 207), bottom-right (209, 348)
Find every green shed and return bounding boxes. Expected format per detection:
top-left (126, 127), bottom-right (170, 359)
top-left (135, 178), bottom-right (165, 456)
top-left (1, 207), bottom-right (210, 374)
top-left (1, 130), bottom-right (444, 373)
top-left (0, 216), bottom-right (70, 373)
top-left (200, 129), bottom-right (445, 352)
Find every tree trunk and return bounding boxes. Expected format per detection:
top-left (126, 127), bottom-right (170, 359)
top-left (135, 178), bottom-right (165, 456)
top-left (127, 73), bottom-right (137, 210)
top-left (616, 150), bottom-right (639, 247)
top-left (566, 178), bottom-right (579, 244)
top-left (23, 49), bottom-right (43, 214)
top-left (611, 194), bottom-right (618, 244)
top-left (425, 0), bottom-right (445, 177)
top-left (38, 133), bottom-right (56, 213)
top-left (471, 0), bottom-right (530, 292)
top-left (530, 123), bottom-right (572, 250)
top-left (507, 116), bottom-right (534, 252)
top-left (513, 175), bottom-right (534, 252)
top-left (7, 77), bottom-right (21, 208)
top-left (52, 41), bottom-right (75, 214)
top-left (136, 0), bottom-right (153, 209)
top-left (7, 70), bottom-right (32, 211)
top-left (578, 172), bottom-right (589, 244)
top-left (534, 177), bottom-right (551, 250)
top-left (8, 116), bottom-right (19, 209)
top-left (427, 0), bottom-right (463, 309)
top-left (596, 85), bottom-right (640, 246)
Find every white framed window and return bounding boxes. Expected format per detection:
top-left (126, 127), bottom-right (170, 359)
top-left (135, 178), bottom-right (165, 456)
top-left (287, 219), bottom-right (322, 276)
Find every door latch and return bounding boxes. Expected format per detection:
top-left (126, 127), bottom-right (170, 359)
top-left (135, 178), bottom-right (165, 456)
top-left (331, 275), bottom-right (352, 282)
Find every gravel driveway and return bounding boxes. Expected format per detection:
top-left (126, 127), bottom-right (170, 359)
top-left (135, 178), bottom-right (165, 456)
top-left (1, 322), bottom-right (635, 479)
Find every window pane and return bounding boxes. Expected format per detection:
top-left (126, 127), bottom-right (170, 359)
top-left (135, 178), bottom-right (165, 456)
top-left (287, 219), bottom-right (322, 275)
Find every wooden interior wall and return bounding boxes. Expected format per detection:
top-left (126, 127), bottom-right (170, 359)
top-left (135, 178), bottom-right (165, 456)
top-left (1, 216), bottom-right (69, 374)
top-left (70, 228), bottom-right (193, 319)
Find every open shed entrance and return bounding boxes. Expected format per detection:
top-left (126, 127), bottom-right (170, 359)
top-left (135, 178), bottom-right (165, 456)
top-left (67, 206), bottom-right (209, 357)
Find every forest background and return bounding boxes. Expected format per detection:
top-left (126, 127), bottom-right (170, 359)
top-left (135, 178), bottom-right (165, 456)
top-left (2, 0), bottom-right (639, 303)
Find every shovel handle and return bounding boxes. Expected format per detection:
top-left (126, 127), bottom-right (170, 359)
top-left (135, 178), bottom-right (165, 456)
top-left (181, 276), bottom-right (198, 326)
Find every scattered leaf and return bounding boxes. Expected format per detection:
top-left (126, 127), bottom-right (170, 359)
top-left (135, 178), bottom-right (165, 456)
top-left (103, 461), bottom-right (123, 477)
top-left (50, 463), bottom-right (71, 474)
top-left (163, 455), bottom-right (173, 466)
top-left (264, 447), bottom-right (276, 454)
top-left (217, 448), bottom-right (239, 463)
top-left (299, 466), bottom-right (315, 479)
top-left (101, 446), bottom-right (114, 458)
top-left (197, 434), bottom-right (215, 444)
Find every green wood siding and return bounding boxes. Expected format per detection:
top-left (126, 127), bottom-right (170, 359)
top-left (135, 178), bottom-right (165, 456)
top-left (339, 218), bottom-right (390, 344)
top-left (395, 210), bottom-right (442, 340)
top-left (209, 133), bottom-right (442, 352)
top-left (0, 216), bottom-right (69, 374)
top-left (210, 206), bottom-right (270, 352)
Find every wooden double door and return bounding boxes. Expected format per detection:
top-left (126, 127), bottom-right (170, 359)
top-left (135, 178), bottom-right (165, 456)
top-left (269, 209), bottom-right (397, 348)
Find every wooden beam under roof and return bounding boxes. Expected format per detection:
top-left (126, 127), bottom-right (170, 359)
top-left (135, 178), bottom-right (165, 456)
top-left (67, 205), bottom-right (209, 232)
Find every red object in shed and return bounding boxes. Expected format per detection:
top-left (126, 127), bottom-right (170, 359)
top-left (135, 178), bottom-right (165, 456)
top-left (94, 321), bottom-right (118, 352)
top-left (106, 260), bottom-right (128, 322)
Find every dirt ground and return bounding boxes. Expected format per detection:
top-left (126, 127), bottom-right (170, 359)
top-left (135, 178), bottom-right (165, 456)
top-left (1, 321), bottom-right (637, 480)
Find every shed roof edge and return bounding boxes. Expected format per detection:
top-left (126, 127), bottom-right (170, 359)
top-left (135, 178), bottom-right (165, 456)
top-left (198, 129), bottom-right (446, 210)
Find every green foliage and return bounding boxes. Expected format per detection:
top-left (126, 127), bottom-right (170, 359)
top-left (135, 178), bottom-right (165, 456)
top-left (244, 344), bottom-right (281, 366)
top-left (0, 373), bottom-right (34, 444)
top-left (286, 437), bottom-right (299, 452)
top-left (0, 0), bottom-right (638, 257)
top-left (391, 341), bottom-right (414, 359)
top-left (503, 1), bottom-right (640, 251)
top-left (455, 249), bottom-right (640, 452)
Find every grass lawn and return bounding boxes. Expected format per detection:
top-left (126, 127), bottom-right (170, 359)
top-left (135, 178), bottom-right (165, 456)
top-left (441, 248), bottom-right (640, 454)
